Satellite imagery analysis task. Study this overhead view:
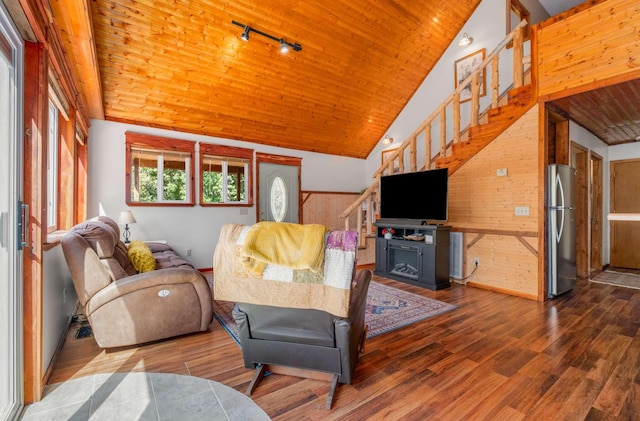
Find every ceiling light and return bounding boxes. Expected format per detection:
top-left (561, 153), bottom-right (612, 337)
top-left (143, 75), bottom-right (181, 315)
top-left (232, 20), bottom-right (302, 54)
top-left (382, 135), bottom-right (393, 145)
top-left (458, 33), bottom-right (473, 47)
top-left (241, 26), bottom-right (250, 42)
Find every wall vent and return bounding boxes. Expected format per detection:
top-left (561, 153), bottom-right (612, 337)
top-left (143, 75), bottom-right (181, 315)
top-left (449, 232), bottom-right (463, 280)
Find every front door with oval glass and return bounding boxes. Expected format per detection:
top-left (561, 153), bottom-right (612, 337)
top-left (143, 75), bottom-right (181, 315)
top-left (258, 163), bottom-right (299, 223)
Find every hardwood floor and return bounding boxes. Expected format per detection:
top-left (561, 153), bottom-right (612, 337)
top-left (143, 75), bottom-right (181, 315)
top-left (48, 275), bottom-right (640, 420)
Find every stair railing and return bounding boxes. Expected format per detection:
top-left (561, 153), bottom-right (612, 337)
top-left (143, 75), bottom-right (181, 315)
top-left (340, 20), bottom-right (530, 239)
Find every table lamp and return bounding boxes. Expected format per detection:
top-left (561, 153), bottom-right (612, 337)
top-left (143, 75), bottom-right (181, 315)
top-left (118, 210), bottom-right (137, 244)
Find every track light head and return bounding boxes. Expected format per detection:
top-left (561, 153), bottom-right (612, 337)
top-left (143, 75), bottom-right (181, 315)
top-left (280, 40), bottom-right (289, 54)
top-left (241, 26), bottom-right (250, 42)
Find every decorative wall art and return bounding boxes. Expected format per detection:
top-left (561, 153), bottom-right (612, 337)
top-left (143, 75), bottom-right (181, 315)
top-left (381, 148), bottom-right (400, 174)
top-left (454, 48), bottom-right (486, 102)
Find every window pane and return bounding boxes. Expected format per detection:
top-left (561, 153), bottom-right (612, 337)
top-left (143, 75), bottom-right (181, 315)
top-left (270, 176), bottom-right (287, 222)
top-left (131, 149), bottom-right (158, 202)
top-left (226, 159), bottom-right (247, 202)
top-left (162, 153), bottom-right (186, 201)
top-left (202, 156), bottom-right (223, 203)
top-left (47, 101), bottom-right (58, 227)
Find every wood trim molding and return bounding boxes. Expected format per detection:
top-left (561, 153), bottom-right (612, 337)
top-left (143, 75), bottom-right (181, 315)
top-left (23, 40), bottom-right (47, 403)
top-left (255, 152), bottom-right (302, 167)
top-left (516, 236), bottom-right (538, 257)
top-left (452, 227), bottom-right (538, 237)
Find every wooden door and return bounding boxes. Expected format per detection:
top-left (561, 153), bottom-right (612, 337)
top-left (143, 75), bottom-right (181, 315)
top-left (590, 152), bottom-right (603, 274)
top-left (610, 159), bottom-right (640, 269)
top-left (256, 153), bottom-right (301, 223)
top-left (571, 142), bottom-right (588, 277)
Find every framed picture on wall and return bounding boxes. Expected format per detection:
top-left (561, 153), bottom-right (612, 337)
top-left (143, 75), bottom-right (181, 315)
top-left (454, 48), bottom-right (486, 102)
top-left (381, 147), bottom-right (400, 174)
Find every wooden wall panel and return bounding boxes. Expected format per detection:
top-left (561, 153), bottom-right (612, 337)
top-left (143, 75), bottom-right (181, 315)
top-left (302, 191), bottom-right (359, 230)
top-left (537, 0), bottom-right (640, 100)
top-left (449, 105), bottom-right (540, 298)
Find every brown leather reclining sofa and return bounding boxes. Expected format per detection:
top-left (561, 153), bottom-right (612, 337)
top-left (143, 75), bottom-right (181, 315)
top-left (61, 216), bottom-right (213, 348)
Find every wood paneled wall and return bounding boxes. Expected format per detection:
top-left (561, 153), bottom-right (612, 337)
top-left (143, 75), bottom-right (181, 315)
top-left (448, 105), bottom-right (540, 299)
top-left (302, 191), bottom-right (360, 230)
top-left (537, 0), bottom-right (640, 100)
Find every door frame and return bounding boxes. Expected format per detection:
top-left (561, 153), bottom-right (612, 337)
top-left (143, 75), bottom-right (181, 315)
top-left (255, 153), bottom-right (302, 223)
top-left (589, 151), bottom-right (603, 275)
top-left (570, 141), bottom-right (589, 277)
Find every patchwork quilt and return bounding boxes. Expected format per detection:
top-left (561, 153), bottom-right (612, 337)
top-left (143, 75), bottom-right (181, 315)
top-left (213, 223), bottom-right (358, 317)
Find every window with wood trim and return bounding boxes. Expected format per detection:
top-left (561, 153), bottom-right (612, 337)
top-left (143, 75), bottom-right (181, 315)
top-left (200, 143), bottom-right (253, 206)
top-left (125, 132), bottom-right (195, 206)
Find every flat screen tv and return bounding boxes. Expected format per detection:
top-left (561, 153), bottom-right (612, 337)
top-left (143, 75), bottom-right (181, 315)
top-left (379, 168), bottom-right (448, 223)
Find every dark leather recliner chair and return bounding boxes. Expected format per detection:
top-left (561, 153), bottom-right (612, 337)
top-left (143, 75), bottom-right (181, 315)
top-left (232, 269), bottom-right (372, 409)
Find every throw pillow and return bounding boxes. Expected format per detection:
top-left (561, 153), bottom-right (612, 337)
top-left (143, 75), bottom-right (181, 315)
top-left (127, 240), bottom-right (156, 273)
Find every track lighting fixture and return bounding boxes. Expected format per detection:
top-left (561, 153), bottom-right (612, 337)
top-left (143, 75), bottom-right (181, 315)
top-left (241, 27), bottom-right (250, 42)
top-left (458, 32), bottom-right (473, 47)
top-left (232, 20), bottom-right (302, 53)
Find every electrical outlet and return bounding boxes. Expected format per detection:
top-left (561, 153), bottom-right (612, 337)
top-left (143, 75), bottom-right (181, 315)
top-left (496, 168), bottom-right (508, 177)
top-left (474, 257), bottom-right (480, 266)
top-left (186, 248), bottom-right (192, 256)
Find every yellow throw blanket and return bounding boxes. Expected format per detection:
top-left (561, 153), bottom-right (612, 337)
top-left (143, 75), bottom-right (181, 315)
top-left (241, 221), bottom-right (327, 276)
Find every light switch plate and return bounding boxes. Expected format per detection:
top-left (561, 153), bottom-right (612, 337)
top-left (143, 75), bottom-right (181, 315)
top-left (515, 206), bottom-right (530, 216)
top-left (497, 168), bottom-right (508, 177)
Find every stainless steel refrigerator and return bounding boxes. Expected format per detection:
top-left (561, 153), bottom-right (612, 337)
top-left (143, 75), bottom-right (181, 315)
top-left (547, 164), bottom-right (577, 297)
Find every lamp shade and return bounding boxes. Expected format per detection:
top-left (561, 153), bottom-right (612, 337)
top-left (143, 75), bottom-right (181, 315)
top-left (118, 211), bottom-right (137, 225)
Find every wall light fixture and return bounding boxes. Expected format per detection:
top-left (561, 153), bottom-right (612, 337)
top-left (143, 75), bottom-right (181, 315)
top-left (458, 33), bottom-right (473, 47)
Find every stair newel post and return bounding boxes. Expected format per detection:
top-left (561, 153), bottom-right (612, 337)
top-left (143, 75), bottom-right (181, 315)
top-left (409, 136), bottom-right (417, 172)
top-left (513, 25), bottom-right (524, 88)
top-left (425, 121), bottom-right (432, 169)
top-left (453, 92), bottom-right (461, 143)
top-left (439, 107), bottom-right (446, 158)
top-left (491, 55), bottom-right (500, 108)
top-left (471, 72), bottom-right (480, 127)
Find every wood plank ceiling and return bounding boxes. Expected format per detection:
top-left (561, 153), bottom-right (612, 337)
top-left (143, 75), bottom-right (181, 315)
top-left (50, 0), bottom-right (482, 159)
top-left (549, 79), bottom-right (640, 145)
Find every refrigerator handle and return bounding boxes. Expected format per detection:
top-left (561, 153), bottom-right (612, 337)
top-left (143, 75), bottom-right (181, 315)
top-left (556, 208), bottom-right (565, 244)
top-left (556, 173), bottom-right (565, 209)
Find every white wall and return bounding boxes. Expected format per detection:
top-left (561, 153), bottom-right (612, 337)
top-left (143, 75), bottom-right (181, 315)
top-left (42, 245), bottom-right (76, 372)
top-left (88, 120), bottom-right (367, 268)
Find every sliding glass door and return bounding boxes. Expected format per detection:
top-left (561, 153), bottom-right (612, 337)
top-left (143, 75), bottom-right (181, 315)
top-left (0, 3), bottom-right (23, 420)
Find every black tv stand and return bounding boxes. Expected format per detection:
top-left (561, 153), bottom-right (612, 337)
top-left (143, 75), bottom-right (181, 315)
top-left (374, 221), bottom-right (450, 290)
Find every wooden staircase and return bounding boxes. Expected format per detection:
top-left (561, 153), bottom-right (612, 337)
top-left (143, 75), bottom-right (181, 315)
top-left (340, 20), bottom-right (534, 256)
top-left (435, 85), bottom-right (534, 175)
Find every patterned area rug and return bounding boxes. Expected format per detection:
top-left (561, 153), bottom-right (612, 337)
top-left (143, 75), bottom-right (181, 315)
top-left (211, 279), bottom-right (456, 344)
top-left (590, 270), bottom-right (640, 290)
